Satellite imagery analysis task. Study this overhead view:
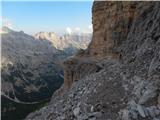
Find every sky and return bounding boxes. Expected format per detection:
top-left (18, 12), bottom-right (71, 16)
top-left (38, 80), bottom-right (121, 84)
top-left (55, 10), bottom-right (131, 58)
top-left (1, 1), bottom-right (93, 35)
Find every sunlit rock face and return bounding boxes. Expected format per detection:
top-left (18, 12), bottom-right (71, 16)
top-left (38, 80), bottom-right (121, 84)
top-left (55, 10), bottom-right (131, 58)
top-left (87, 1), bottom-right (142, 59)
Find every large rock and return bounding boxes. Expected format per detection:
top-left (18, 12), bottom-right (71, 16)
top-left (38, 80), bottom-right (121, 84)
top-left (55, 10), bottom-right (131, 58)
top-left (63, 57), bottom-right (103, 89)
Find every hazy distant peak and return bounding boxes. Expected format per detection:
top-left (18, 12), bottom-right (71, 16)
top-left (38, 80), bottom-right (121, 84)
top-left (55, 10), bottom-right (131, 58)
top-left (34, 31), bottom-right (91, 50)
top-left (0, 26), bottom-right (14, 34)
top-left (34, 31), bottom-right (58, 40)
top-left (0, 26), bottom-right (26, 35)
top-left (35, 31), bottom-right (56, 35)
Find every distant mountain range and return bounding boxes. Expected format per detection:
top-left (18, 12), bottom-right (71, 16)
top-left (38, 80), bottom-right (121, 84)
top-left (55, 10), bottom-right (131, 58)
top-left (1, 26), bottom-right (91, 120)
top-left (34, 31), bottom-right (92, 54)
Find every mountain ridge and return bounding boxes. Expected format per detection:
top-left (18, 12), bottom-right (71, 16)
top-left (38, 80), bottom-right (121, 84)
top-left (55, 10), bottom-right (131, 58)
top-left (1, 27), bottom-right (91, 120)
top-left (34, 31), bottom-right (92, 51)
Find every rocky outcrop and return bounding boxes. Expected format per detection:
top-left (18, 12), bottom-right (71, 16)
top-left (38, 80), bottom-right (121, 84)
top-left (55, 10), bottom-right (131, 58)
top-left (63, 57), bottom-right (102, 89)
top-left (26, 1), bottom-right (160, 120)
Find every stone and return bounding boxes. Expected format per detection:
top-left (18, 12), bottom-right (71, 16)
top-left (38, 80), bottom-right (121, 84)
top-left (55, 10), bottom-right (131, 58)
top-left (148, 107), bottom-right (156, 118)
top-left (91, 106), bottom-right (94, 112)
top-left (63, 57), bottom-right (103, 90)
top-left (153, 118), bottom-right (160, 120)
top-left (88, 112), bottom-right (102, 118)
top-left (154, 108), bottom-right (160, 115)
top-left (158, 95), bottom-right (160, 105)
top-left (73, 107), bottom-right (80, 117)
top-left (139, 89), bottom-right (157, 105)
top-left (88, 117), bottom-right (96, 120)
top-left (131, 110), bottom-right (138, 119)
top-left (137, 104), bottom-right (146, 117)
top-left (121, 109), bottom-right (130, 120)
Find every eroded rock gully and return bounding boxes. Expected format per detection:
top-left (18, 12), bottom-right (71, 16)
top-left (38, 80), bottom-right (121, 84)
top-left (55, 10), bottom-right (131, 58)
top-left (26, 1), bottom-right (160, 120)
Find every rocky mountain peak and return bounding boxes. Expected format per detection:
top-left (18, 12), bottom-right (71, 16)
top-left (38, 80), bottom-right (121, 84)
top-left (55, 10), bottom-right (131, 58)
top-left (34, 31), bottom-right (57, 40)
top-left (34, 31), bottom-right (91, 51)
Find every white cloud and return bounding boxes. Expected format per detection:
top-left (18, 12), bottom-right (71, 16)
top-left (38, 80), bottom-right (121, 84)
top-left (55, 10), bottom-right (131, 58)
top-left (2, 17), bottom-right (13, 29)
top-left (88, 24), bottom-right (92, 30)
top-left (65, 25), bottom-right (93, 35)
top-left (75, 27), bottom-right (80, 31)
top-left (78, 25), bottom-right (93, 34)
top-left (66, 27), bottom-right (72, 34)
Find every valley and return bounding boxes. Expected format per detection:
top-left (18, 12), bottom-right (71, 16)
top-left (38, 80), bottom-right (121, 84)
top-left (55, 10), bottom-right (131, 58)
top-left (1, 26), bottom-right (91, 120)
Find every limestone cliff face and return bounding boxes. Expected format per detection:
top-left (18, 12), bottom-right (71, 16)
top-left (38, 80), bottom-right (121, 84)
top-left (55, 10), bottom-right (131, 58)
top-left (63, 1), bottom-right (145, 89)
top-left (88, 1), bottom-right (141, 59)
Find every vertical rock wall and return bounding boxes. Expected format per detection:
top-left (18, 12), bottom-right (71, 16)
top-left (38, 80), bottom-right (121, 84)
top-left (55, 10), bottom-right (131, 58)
top-left (87, 1), bottom-right (141, 59)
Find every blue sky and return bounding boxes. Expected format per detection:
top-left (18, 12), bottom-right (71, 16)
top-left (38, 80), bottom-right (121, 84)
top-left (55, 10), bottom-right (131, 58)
top-left (1, 1), bottom-right (93, 35)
